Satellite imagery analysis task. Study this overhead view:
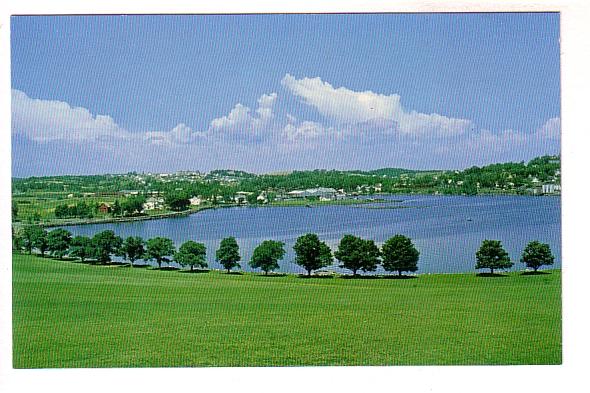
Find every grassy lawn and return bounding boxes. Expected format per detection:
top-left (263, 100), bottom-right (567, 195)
top-left (13, 253), bottom-right (561, 368)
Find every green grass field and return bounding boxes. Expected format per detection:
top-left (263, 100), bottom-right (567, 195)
top-left (13, 253), bottom-right (561, 368)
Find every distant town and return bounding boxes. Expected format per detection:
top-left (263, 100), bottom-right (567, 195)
top-left (11, 155), bottom-right (560, 226)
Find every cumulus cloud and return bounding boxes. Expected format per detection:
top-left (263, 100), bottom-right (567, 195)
top-left (537, 117), bottom-right (560, 139)
top-left (281, 74), bottom-right (472, 137)
top-left (11, 84), bottom-right (560, 169)
top-left (144, 123), bottom-right (207, 146)
top-left (283, 121), bottom-right (331, 142)
top-left (210, 103), bottom-right (253, 130)
top-left (209, 92), bottom-right (278, 139)
top-left (465, 129), bottom-right (528, 152)
top-left (11, 89), bottom-right (129, 142)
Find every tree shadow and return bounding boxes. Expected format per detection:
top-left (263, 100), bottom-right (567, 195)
top-left (521, 271), bottom-right (551, 276)
top-left (159, 266), bottom-right (180, 271)
top-left (476, 272), bottom-right (509, 278)
top-left (130, 264), bottom-right (151, 269)
top-left (225, 271), bottom-right (244, 275)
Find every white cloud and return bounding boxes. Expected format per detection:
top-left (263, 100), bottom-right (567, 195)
top-left (281, 74), bottom-right (471, 136)
top-left (283, 121), bottom-right (331, 141)
top-left (210, 103), bottom-right (253, 130)
top-left (396, 111), bottom-right (472, 136)
top-left (11, 89), bottom-right (129, 142)
top-left (210, 92), bottom-right (278, 138)
top-left (12, 89), bottom-right (210, 147)
top-left (144, 123), bottom-right (207, 146)
top-left (537, 117), bottom-right (560, 139)
top-left (256, 92), bottom-right (277, 121)
top-left (11, 84), bottom-right (560, 166)
top-left (466, 129), bottom-right (528, 152)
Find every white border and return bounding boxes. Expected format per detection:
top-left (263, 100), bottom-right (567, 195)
top-left (1, 1), bottom-right (589, 393)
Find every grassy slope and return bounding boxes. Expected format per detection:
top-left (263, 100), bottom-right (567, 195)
top-left (13, 254), bottom-right (561, 368)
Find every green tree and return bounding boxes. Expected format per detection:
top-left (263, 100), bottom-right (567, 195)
top-left (293, 233), bottom-right (333, 276)
top-left (47, 228), bottom-right (73, 259)
top-left (521, 241), bottom-right (555, 272)
top-left (92, 230), bottom-right (123, 264)
top-left (119, 236), bottom-right (145, 267)
top-left (32, 227), bottom-right (49, 257)
top-left (146, 237), bottom-right (175, 269)
top-left (381, 235), bottom-right (420, 276)
top-left (12, 201), bottom-right (18, 221)
top-left (246, 193), bottom-right (258, 205)
top-left (249, 240), bottom-right (286, 275)
top-left (112, 200), bottom-right (122, 216)
top-left (12, 227), bottom-right (24, 252)
top-left (121, 196), bottom-right (146, 216)
top-left (475, 240), bottom-right (513, 274)
top-left (69, 236), bottom-right (94, 263)
top-left (216, 237), bottom-right (241, 273)
top-left (334, 235), bottom-right (380, 276)
top-left (54, 204), bottom-right (69, 218)
top-left (175, 241), bottom-right (207, 271)
top-left (165, 192), bottom-right (190, 211)
top-left (21, 225), bottom-right (45, 254)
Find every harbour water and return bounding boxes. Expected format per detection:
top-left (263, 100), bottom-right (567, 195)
top-left (62, 195), bottom-right (561, 274)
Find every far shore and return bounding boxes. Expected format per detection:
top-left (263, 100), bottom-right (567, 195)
top-left (14, 192), bottom-right (559, 228)
top-left (19, 197), bottom-right (390, 228)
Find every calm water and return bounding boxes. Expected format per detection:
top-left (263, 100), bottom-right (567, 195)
top-left (61, 195), bottom-right (561, 274)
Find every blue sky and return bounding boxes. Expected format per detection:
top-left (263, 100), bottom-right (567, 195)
top-left (11, 13), bottom-right (560, 176)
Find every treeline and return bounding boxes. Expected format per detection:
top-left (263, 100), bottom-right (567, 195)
top-left (52, 196), bottom-right (148, 219)
top-left (13, 155), bottom-right (560, 198)
top-left (13, 226), bottom-right (556, 276)
top-left (13, 174), bottom-right (149, 194)
top-left (238, 170), bottom-right (401, 194)
top-left (54, 201), bottom-right (97, 219)
top-left (392, 156), bottom-right (561, 194)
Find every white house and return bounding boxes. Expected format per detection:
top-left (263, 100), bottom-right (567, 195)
top-left (143, 196), bottom-right (165, 211)
top-left (189, 196), bottom-right (203, 206)
top-left (542, 184), bottom-right (561, 194)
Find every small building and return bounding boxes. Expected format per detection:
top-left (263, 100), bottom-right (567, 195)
top-left (542, 184), bottom-right (561, 195)
top-left (143, 197), bottom-right (165, 211)
top-left (287, 188), bottom-right (337, 200)
top-left (98, 203), bottom-right (111, 213)
top-left (257, 192), bottom-right (268, 204)
top-left (189, 196), bottom-right (203, 206)
top-left (234, 191), bottom-right (253, 204)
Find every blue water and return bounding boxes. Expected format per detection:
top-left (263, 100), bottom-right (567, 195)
top-left (61, 195), bottom-right (561, 274)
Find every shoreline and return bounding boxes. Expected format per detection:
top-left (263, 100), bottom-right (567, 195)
top-left (14, 192), bottom-right (559, 228)
top-left (27, 205), bottom-right (228, 228)
top-left (19, 198), bottom-right (388, 228)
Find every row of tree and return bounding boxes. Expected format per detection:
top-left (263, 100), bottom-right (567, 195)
top-left (13, 226), bottom-right (556, 275)
top-left (475, 239), bottom-right (555, 274)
